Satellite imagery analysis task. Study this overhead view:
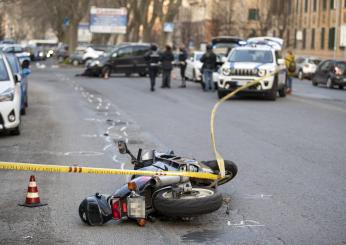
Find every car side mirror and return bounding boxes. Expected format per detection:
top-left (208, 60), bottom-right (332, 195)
top-left (14, 74), bottom-right (21, 83)
top-left (118, 140), bottom-right (128, 154)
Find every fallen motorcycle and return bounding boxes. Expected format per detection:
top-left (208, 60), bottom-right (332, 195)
top-left (79, 141), bottom-right (237, 226)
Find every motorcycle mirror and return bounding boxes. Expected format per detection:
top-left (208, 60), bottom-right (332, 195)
top-left (118, 140), bottom-right (128, 154)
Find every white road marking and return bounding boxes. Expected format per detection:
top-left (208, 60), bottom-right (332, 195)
top-left (103, 144), bottom-right (113, 151)
top-left (123, 131), bottom-right (128, 137)
top-left (242, 194), bottom-right (273, 199)
top-left (120, 127), bottom-right (127, 131)
top-left (81, 134), bottom-right (98, 138)
top-left (227, 220), bottom-right (264, 228)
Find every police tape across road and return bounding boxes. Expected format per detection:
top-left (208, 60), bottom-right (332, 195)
top-left (0, 71), bottom-right (278, 181)
top-left (0, 161), bottom-right (219, 180)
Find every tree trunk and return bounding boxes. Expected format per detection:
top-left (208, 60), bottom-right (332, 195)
top-left (67, 21), bottom-right (78, 53)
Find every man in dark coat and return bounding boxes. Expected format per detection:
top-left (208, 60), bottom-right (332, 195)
top-left (200, 44), bottom-right (217, 91)
top-left (160, 44), bottom-right (174, 88)
top-left (178, 46), bottom-right (188, 88)
top-left (144, 44), bottom-right (161, 91)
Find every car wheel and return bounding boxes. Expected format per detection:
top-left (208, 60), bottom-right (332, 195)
top-left (298, 70), bottom-right (304, 80)
top-left (339, 85), bottom-right (344, 90)
top-left (278, 84), bottom-right (287, 97)
top-left (125, 73), bottom-right (131, 77)
top-left (217, 90), bottom-right (226, 99)
top-left (72, 60), bottom-right (79, 66)
top-left (266, 79), bottom-right (277, 101)
top-left (138, 72), bottom-right (146, 77)
top-left (312, 78), bottom-right (318, 86)
top-left (101, 66), bottom-right (111, 79)
top-left (20, 108), bottom-right (26, 115)
top-left (326, 77), bottom-right (333, 89)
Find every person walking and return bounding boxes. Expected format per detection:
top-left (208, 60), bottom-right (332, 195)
top-left (144, 44), bottom-right (161, 92)
top-left (178, 46), bottom-right (188, 88)
top-left (160, 44), bottom-right (174, 88)
top-left (285, 50), bottom-right (296, 95)
top-left (200, 44), bottom-right (217, 92)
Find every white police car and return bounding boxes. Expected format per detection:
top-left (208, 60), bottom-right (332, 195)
top-left (217, 37), bottom-right (287, 100)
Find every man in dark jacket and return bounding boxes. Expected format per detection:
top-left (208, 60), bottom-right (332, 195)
top-left (200, 44), bottom-right (217, 91)
top-left (178, 46), bottom-right (188, 88)
top-left (160, 44), bottom-right (174, 88)
top-left (145, 44), bottom-right (161, 92)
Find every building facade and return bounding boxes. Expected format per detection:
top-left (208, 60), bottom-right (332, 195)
top-left (280, 0), bottom-right (346, 59)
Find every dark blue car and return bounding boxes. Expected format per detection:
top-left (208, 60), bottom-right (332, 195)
top-left (4, 53), bottom-right (29, 115)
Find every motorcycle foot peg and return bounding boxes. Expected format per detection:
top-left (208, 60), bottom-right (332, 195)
top-left (137, 218), bottom-right (146, 227)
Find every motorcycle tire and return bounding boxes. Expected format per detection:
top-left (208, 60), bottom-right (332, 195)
top-left (201, 160), bottom-right (238, 186)
top-left (152, 187), bottom-right (222, 217)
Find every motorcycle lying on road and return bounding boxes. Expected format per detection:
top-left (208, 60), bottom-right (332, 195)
top-left (79, 141), bottom-right (237, 226)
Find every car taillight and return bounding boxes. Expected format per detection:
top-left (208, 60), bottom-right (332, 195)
top-left (111, 199), bottom-right (121, 220)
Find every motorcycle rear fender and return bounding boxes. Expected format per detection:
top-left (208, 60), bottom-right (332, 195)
top-left (112, 176), bottom-right (154, 198)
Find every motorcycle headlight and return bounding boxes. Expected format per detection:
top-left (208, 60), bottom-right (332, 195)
top-left (0, 88), bottom-right (14, 102)
top-left (258, 69), bottom-right (266, 77)
top-left (222, 67), bottom-right (231, 76)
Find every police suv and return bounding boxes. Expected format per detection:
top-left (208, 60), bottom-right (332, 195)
top-left (217, 37), bottom-right (287, 100)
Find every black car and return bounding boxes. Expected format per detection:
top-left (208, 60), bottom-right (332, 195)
top-left (312, 60), bottom-right (346, 89)
top-left (84, 43), bottom-right (150, 78)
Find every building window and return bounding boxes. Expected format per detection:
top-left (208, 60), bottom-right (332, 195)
top-left (287, 30), bottom-right (290, 47)
top-left (294, 29), bottom-right (297, 48)
top-left (303, 29), bottom-right (306, 49)
top-left (323, 0), bottom-right (327, 10)
top-left (321, 28), bottom-right (325, 49)
top-left (313, 0), bottom-right (317, 11)
top-left (296, 0), bottom-right (299, 13)
top-left (248, 9), bottom-right (259, 20)
top-left (305, 0), bottom-right (309, 12)
top-left (328, 27), bottom-right (335, 50)
top-left (311, 28), bottom-right (315, 49)
top-left (330, 0), bottom-right (335, 9)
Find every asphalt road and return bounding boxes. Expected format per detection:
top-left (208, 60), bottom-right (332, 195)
top-left (0, 62), bottom-right (345, 245)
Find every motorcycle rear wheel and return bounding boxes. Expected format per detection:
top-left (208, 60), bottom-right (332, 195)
top-left (153, 187), bottom-right (222, 217)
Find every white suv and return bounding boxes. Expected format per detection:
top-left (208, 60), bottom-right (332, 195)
top-left (217, 37), bottom-right (287, 100)
top-left (0, 53), bottom-right (22, 135)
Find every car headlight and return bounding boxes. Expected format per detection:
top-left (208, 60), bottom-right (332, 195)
top-left (0, 88), bottom-right (14, 102)
top-left (258, 69), bottom-right (266, 77)
top-left (222, 67), bottom-right (231, 76)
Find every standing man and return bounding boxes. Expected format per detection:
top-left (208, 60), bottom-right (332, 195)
top-left (160, 44), bottom-right (174, 88)
top-left (178, 46), bottom-right (188, 88)
top-left (200, 44), bottom-right (217, 91)
top-left (145, 44), bottom-right (160, 92)
top-left (285, 50), bottom-right (295, 95)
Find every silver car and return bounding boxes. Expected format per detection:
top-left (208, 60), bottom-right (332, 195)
top-left (295, 56), bottom-right (321, 80)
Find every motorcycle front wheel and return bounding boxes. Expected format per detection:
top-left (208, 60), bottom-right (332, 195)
top-left (153, 187), bottom-right (222, 217)
top-left (202, 160), bottom-right (238, 186)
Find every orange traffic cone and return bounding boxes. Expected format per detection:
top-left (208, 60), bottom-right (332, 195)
top-left (19, 175), bottom-right (47, 207)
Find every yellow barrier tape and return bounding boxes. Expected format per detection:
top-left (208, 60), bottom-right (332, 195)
top-left (0, 161), bottom-right (218, 180)
top-left (210, 72), bottom-right (279, 177)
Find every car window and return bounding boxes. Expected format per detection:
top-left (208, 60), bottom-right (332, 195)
top-left (335, 62), bottom-right (346, 75)
top-left (308, 59), bottom-right (321, 65)
top-left (5, 55), bottom-right (20, 73)
top-left (296, 57), bottom-right (305, 63)
top-left (14, 46), bottom-right (23, 53)
top-left (117, 47), bottom-right (133, 58)
top-left (132, 46), bottom-right (149, 56)
top-left (229, 49), bottom-right (273, 63)
top-left (319, 61), bottom-right (331, 71)
top-left (0, 58), bottom-right (10, 81)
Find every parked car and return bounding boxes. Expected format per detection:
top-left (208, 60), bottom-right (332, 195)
top-left (312, 60), bottom-right (346, 89)
top-left (295, 56), bottom-right (321, 80)
top-left (69, 48), bottom-right (86, 66)
top-left (82, 46), bottom-right (104, 64)
top-left (185, 51), bottom-right (204, 82)
top-left (84, 43), bottom-right (151, 78)
top-left (4, 53), bottom-right (28, 115)
top-left (0, 52), bottom-right (22, 135)
top-left (0, 44), bottom-right (30, 65)
top-left (56, 45), bottom-right (69, 62)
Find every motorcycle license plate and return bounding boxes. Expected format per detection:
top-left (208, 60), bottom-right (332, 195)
top-left (127, 196), bottom-right (146, 219)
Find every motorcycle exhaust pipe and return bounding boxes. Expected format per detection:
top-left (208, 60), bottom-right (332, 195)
top-left (152, 176), bottom-right (189, 188)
